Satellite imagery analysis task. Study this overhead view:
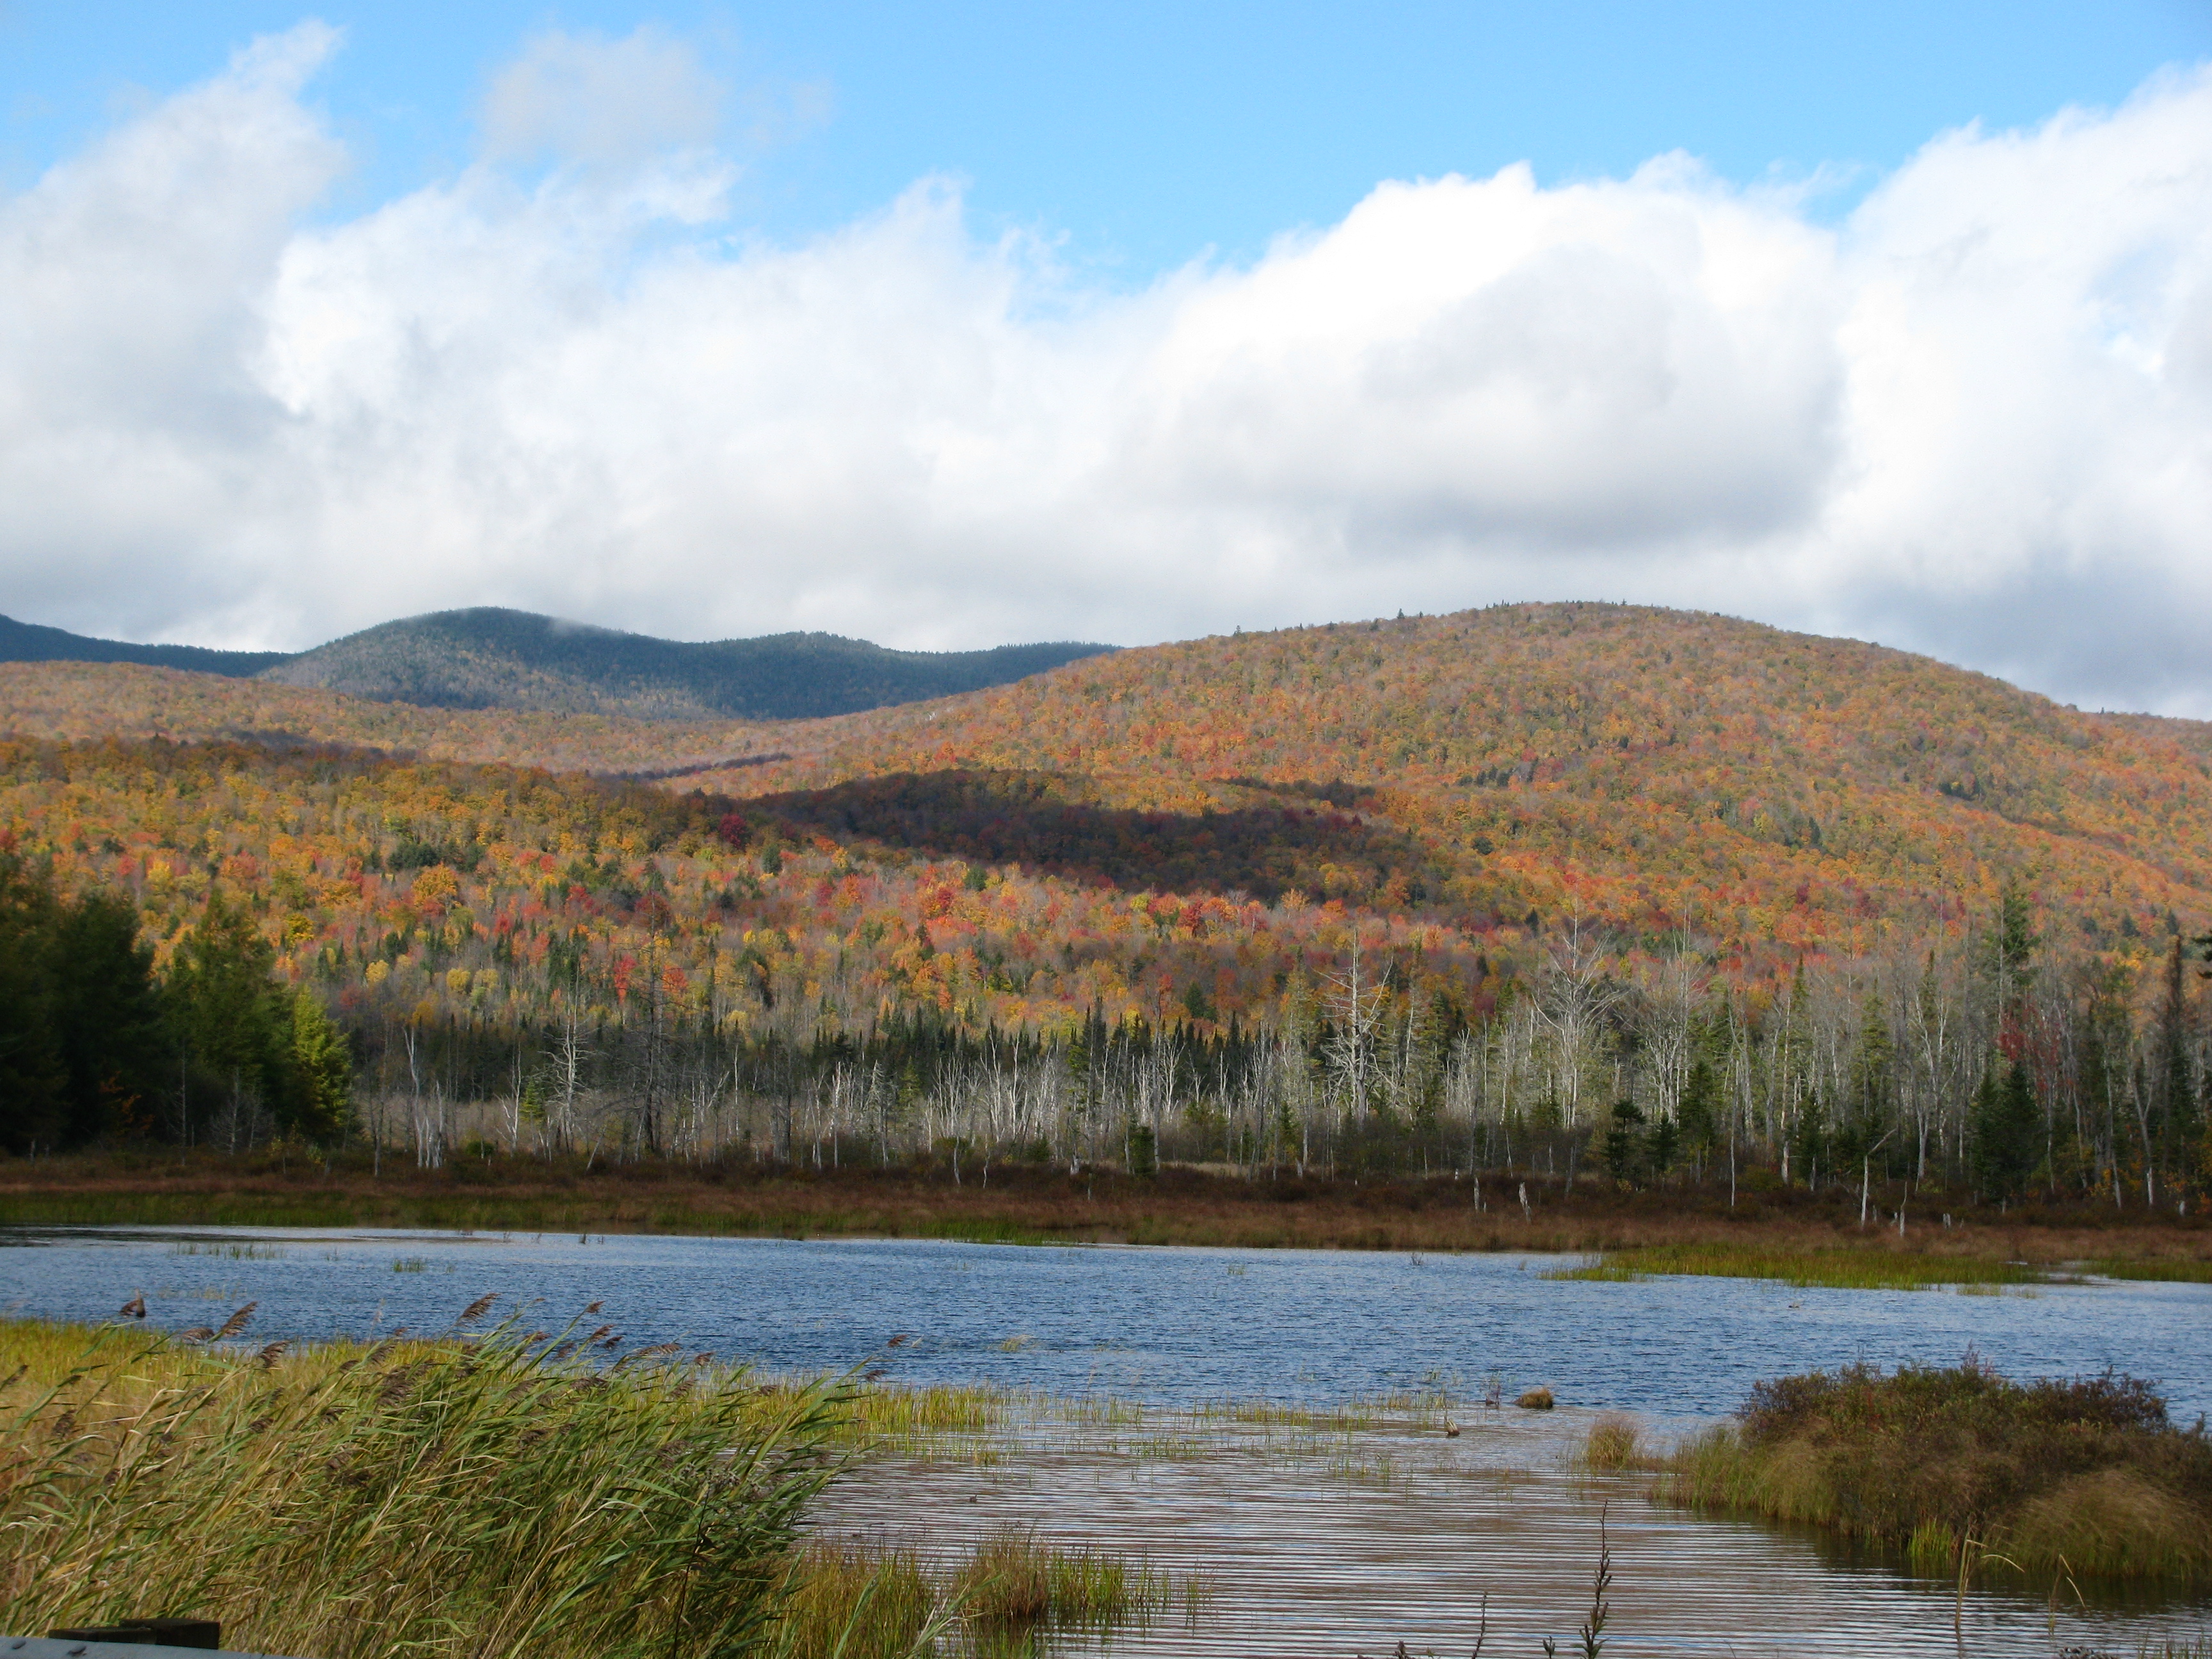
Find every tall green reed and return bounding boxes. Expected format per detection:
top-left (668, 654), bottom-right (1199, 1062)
top-left (0, 1310), bottom-right (853, 1659)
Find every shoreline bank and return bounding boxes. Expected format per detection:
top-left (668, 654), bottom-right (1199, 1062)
top-left (3, 1151), bottom-right (2206, 1274)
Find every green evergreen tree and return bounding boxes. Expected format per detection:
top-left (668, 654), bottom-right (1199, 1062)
top-left (50, 888), bottom-right (168, 1144)
top-left (1677, 1054), bottom-right (1719, 1167)
top-left (1601, 1100), bottom-right (1646, 1186)
top-left (1972, 1059), bottom-right (2039, 1201)
top-left (2156, 938), bottom-right (2202, 1183)
top-left (170, 886), bottom-right (351, 1142)
top-left (285, 990), bottom-right (353, 1142)
top-left (0, 857), bottom-right (177, 1151)
top-left (1994, 880), bottom-right (2039, 1020)
top-left (173, 887), bottom-right (279, 1084)
top-left (0, 856), bottom-right (65, 1152)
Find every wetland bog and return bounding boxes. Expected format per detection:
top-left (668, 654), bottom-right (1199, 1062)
top-left (1, 1226), bottom-right (2208, 1655)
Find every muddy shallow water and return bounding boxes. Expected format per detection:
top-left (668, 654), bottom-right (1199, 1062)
top-left (817, 1403), bottom-right (2206, 1658)
top-left (1, 1226), bottom-right (2207, 1655)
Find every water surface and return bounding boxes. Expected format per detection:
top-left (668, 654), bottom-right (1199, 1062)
top-left (1, 1226), bottom-right (2204, 1419)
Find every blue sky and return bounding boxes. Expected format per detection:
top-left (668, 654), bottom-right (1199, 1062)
top-left (3, 4), bottom-right (2212, 712)
top-left (6, 1), bottom-right (2209, 276)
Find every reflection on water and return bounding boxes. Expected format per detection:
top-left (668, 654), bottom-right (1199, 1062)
top-left (0, 1226), bottom-right (2207, 1654)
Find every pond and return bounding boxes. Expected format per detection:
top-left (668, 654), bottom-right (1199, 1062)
top-left (3, 1226), bottom-right (2206, 1419)
top-left (1, 1226), bottom-right (2207, 1655)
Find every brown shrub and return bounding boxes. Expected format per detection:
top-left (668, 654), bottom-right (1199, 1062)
top-left (1669, 1360), bottom-right (2212, 1582)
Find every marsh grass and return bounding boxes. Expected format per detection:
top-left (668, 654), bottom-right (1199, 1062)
top-left (0, 1313), bottom-right (854, 1659)
top-left (955, 1529), bottom-right (1177, 1631)
top-left (1198, 1399), bottom-right (1380, 1432)
top-left (1549, 1245), bottom-right (2046, 1290)
top-left (1663, 1361), bottom-right (2212, 1583)
top-left (776, 1543), bottom-right (942, 1659)
top-left (844, 1381), bottom-right (1014, 1444)
top-left (845, 1381), bottom-right (1458, 1472)
top-left (1580, 1414), bottom-right (1643, 1472)
top-left (780, 1530), bottom-right (1192, 1659)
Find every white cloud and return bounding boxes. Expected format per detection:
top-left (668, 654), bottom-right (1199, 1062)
top-left (3, 26), bottom-right (2211, 714)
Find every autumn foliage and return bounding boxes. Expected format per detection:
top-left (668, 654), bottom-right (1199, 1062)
top-left (2, 602), bottom-right (2209, 1199)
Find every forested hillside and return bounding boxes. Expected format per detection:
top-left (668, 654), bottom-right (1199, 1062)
top-left (0, 614), bottom-right (291, 678)
top-left (260, 608), bottom-right (1114, 720)
top-left (0, 661), bottom-right (789, 774)
top-left (709, 602), bottom-right (2212, 961)
top-left (0, 602), bottom-right (2206, 1212)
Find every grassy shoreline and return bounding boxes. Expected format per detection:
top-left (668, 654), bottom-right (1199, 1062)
top-left (2, 1150), bottom-right (2206, 1277)
top-left (0, 1315), bottom-right (1196, 1659)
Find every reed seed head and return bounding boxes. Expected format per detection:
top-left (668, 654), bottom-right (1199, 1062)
top-left (456, 1293), bottom-right (499, 1326)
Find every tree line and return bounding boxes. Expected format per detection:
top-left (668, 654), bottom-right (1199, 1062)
top-left (9, 854), bottom-right (2210, 1215)
top-left (332, 889), bottom-right (2209, 1212)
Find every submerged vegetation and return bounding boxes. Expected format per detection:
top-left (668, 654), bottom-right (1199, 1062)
top-left (1667, 1360), bottom-right (2212, 1583)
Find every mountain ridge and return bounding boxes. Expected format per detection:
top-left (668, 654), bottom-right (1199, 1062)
top-left (0, 607), bottom-right (1116, 722)
top-left (0, 614), bottom-right (291, 678)
top-left (684, 601), bottom-right (2212, 959)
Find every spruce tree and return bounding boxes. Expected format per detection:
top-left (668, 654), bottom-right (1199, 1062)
top-left (1601, 1100), bottom-right (1646, 1186)
top-left (1677, 1054), bottom-right (1719, 1167)
top-left (286, 991), bottom-right (353, 1142)
top-left (51, 888), bottom-right (167, 1143)
top-left (1972, 1059), bottom-right (2039, 1201)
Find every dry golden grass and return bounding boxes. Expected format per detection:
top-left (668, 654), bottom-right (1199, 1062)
top-left (1582, 1413), bottom-right (1642, 1471)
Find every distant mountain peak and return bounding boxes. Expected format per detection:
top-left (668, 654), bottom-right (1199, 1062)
top-left (0, 607), bottom-right (1116, 722)
top-left (256, 609), bottom-right (1116, 721)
